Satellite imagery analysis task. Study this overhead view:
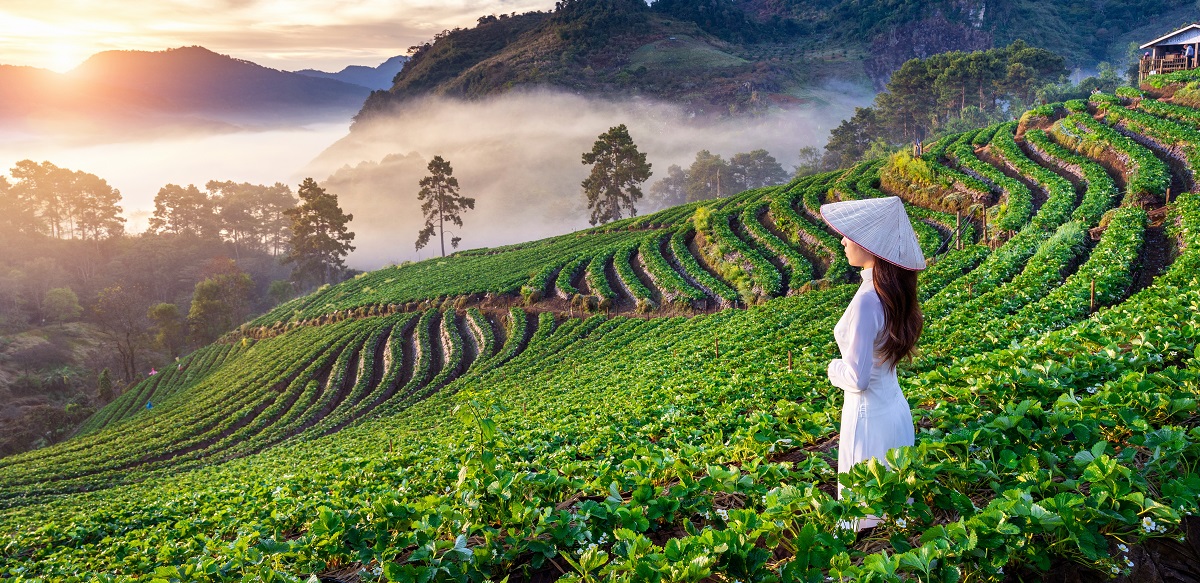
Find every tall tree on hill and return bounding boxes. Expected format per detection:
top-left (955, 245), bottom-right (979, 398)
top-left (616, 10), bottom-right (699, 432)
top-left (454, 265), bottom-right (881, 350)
top-left (416, 156), bottom-right (475, 256)
top-left (283, 178), bottom-right (355, 289)
top-left (581, 124), bottom-right (651, 226)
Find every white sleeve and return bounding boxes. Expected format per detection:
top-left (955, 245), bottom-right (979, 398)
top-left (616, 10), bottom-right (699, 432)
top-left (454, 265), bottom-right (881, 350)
top-left (827, 293), bottom-right (885, 393)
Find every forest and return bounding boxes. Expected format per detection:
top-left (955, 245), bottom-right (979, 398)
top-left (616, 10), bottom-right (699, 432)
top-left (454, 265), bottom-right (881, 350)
top-left (0, 163), bottom-right (353, 455)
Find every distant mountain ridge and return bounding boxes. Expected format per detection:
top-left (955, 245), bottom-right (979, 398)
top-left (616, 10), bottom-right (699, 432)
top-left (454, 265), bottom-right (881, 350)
top-left (294, 55), bottom-right (408, 90)
top-left (0, 46), bottom-right (379, 133)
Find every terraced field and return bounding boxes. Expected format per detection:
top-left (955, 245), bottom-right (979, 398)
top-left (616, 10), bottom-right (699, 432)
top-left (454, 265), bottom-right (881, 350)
top-left (3, 90), bottom-right (1200, 582)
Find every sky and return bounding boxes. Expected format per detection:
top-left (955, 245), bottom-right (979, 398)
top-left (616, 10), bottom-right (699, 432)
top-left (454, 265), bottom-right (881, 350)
top-left (0, 0), bottom-right (556, 73)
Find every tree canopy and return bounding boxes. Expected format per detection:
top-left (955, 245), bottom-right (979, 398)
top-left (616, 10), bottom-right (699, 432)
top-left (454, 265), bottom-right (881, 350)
top-left (824, 41), bottom-right (1067, 167)
top-left (2, 161), bottom-right (125, 241)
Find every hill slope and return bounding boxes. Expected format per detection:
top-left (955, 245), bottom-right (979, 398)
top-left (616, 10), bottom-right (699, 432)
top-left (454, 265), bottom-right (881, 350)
top-left (353, 0), bottom-right (1199, 126)
top-left (3, 90), bottom-right (1200, 580)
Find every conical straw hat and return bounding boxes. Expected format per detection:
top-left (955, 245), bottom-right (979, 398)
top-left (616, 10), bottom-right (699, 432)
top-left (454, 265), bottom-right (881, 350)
top-left (820, 196), bottom-right (926, 271)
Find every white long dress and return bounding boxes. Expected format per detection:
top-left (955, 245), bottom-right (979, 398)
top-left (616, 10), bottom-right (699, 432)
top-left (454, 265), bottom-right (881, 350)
top-left (827, 267), bottom-right (915, 523)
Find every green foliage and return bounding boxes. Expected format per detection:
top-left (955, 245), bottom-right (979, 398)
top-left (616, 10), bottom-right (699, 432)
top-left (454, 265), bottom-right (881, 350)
top-left (1143, 66), bottom-right (1200, 89)
top-left (11, 94), bottom-right (1200, 582)
top-left (147, 302), bottom-right (185, 358)
top-left (41, 287), bottom-right (81, 324)
top-left (187, 272), bottom-right (253, 345)
top-left (826, 41), bottom-right (1067, 167)
top-left (4, 160), bottom-right (125, 240)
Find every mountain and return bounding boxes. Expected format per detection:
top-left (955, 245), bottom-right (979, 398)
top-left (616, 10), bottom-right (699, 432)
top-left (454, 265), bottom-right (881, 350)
top-left (353, 0), bottom-right (1200, 125)
top-left (293, 55), bottom-right (409, 90)
top-left (0, 46), bottom-right (372, 133)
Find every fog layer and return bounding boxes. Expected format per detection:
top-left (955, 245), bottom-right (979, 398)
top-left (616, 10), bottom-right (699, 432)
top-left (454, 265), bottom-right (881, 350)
top-left (310, 87), bottom-right (871, 269)
top-left (0, 122), bottom-right (350, 233)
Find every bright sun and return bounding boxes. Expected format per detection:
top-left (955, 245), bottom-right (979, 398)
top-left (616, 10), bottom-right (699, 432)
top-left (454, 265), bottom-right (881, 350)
top-left (47, 42), bottom-right (87, 73)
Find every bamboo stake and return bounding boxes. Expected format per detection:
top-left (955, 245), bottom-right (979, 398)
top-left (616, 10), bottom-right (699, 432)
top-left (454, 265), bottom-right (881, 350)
top-left (788, 350), bottom-right (793, 372)
top-left (715, 337), bottom-right (720, 359)
top-left (1090, 279), bottom-right (1096, 312)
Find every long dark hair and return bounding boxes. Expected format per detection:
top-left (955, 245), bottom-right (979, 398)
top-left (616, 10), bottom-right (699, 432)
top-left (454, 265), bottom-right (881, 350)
top-left (872, 259), bottom-right (922, 368)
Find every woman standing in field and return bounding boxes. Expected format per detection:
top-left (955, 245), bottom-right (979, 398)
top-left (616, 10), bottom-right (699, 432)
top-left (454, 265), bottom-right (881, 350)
top-left (820, 196), bottom-right (925, 530)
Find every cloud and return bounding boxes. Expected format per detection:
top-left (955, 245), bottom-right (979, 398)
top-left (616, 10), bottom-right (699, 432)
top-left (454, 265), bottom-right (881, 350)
top-left (308, 88), bottom-right (873, 269)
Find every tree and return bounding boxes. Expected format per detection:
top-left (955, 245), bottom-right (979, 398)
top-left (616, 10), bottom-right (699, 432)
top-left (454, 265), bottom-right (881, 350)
top-left (42, 287), bottom-right (82, 324)
top-left (187, 272), bottom-right (253, 344)
top-left (794, 146), bottom-right (824, 177)
top-left (283, 178), bottom-right (355, 289)
top-left (147, 184), bottom-right (216, 237)
top-left (8, 161), bottom-right (124, 240)
top-left (268, 280), bottom-right (295, 306)
top-left (581, 125), bottom-right (651, 226)
top-left (71, 170), bottom-right (125, 241)
top-left (209, 182), bottom-right (292, 254)
top-left (96, 368), bottom-right (114, 404)
top-left (685, 150), bottom-right (730, 202)
top-left (416, 156), bottom-right (475, 255)
top-left (823, 108), bottom-right (881, 170)
top-left (147, 303), bottom-right (186, 358)
top-left (649, 164), bottom-right (688, 209)
top-left (93, 285), bottom-right (150, 382)
top-left (729, 149), bottom-right (789, 189)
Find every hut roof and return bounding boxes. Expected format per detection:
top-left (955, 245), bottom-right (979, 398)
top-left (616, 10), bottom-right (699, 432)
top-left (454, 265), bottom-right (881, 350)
top-left (1141, 23), bottom-right (1200, 49)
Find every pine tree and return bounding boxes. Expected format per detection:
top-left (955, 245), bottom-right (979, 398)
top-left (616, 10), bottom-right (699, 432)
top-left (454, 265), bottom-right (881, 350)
top-left (283, 178), bottom-right (355, 289)
top-left (416, 156), bottom-right (475, 257)
top-left (581, 124), bottom-right (651, 225)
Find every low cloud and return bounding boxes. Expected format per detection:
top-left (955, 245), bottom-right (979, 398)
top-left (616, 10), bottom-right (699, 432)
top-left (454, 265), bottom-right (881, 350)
top-left (308, 87), bottom-right (872, 269)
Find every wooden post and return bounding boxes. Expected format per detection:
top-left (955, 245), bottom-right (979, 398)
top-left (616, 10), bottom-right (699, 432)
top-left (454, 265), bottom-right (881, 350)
top-left (788, 350), bottom-right (793, 372)
top-left (1090, 279), bottom-right (1096, 312)
top-left (1167, 187), bottom-right (1172, 204)
top-left (955, 212), bottom-right (962, 250)
top-left (968, 281), bottom-right (973, 299)
top-left (715, 337), bottom-right (720, 358)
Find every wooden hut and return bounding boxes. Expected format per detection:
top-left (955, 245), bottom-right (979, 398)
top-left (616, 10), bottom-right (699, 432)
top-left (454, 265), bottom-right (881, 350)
top-left (1139, 23), bottom-right (1200, 81)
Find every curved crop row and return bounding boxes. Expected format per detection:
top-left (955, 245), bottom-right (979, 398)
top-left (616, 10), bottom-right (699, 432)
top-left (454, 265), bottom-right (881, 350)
top-left (637, 231), bottom-right (706, 305)
top-left (701, 209), bottom-right (782, 299)
top-left (739, 202), bottom-right (813, 288)
top-left (1023, 128), bottom-right (1119, 226)
top-left (1050, 113), bottom-right (1170, 206)
top-left (554, 255), bottom-right (589, 299)
top-left (947, 129), bottom-right (1033, 232)
top-left (612, 240), bottom-right (656, 309)
top-left (669, 226), bottom-right (740, 305)
top-left (988, 122), bottom-right (1076, 231)
top-left (1094, 96), bottom-right (1200, 185)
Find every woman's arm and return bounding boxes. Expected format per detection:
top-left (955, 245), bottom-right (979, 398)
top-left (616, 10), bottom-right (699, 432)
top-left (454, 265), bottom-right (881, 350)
top-left (828, 293), bottom-right (885, 393)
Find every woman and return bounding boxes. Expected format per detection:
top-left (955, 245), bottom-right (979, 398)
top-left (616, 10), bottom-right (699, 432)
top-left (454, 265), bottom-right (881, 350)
top-left (819, 196), bottom-right (925, 530)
